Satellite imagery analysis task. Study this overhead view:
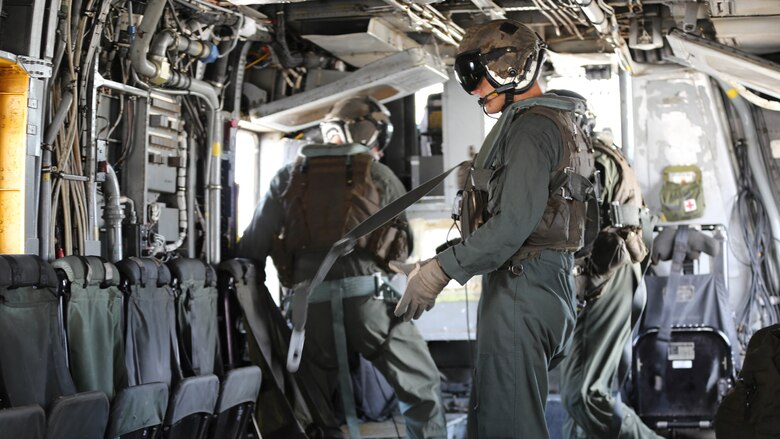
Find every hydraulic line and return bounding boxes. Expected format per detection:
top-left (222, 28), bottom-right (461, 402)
top-left (103, 164), bottom-right (125, 263)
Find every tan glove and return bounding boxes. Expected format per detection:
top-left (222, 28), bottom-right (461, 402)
top-left (389, 257), bottom-right (451, 322)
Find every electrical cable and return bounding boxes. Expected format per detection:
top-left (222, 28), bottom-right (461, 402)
top-left (733, 140), bottom-right (780, 346)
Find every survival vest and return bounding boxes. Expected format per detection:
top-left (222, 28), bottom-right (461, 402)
top-left (458, 96), bottom-right (597, 264)
top-left (271, 145), bottom-right (408, 288)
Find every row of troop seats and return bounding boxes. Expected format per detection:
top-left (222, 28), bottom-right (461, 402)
top-left (0, 255), bottom-right (262, 439)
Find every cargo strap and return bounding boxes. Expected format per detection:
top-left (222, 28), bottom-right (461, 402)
top-left (331, 285), bottom-right (360, 439)
top-left (286, 161), bottom-right (468, 373)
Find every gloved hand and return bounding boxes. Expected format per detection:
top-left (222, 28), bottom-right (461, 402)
top-left (389, 257), bottom-right (451, 322)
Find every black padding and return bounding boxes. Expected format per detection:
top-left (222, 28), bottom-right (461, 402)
top-left (117, 257), bottom-right (172, 287)
top-left (0, 258), bottom-right (12, 286)
top-left (45, 391), bottom-right (109, 439)
top-left (167, 259), bottom-right (216, 287)
top-left (52, 256), bottom-right (120, 288)
top-left (215, 367), bottom-right (262, 414)
top-left (164, 375), bottom-right (219, 426)
top-left (0, 255), bottom-right (58, 289)
top-left (217, 258), bottom-right (259, 285)
top-left (106, 383), bottom-right (168, 438)
top-left (0, 405), bottom-right (45, 439)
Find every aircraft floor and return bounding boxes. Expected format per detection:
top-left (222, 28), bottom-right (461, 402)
top-left (336, 411), bottom-right (717, 439)
top-left (339, 413), bottom-right (468, 438)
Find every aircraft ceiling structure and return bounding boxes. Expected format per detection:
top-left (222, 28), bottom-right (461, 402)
top-left (238, 0), bottom-right (780, 133)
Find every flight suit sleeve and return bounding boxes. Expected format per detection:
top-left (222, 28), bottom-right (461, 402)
top-left (438, 115), bottom-right (562, 284)
top-left (235, 167), bottom-right (290, 271)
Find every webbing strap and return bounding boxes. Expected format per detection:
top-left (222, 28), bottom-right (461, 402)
top-left (188, 286), bottom-right (201, 375)
top-left (286, 160), bottom-right (468, 372)
top-left (331, 287), bottom-right (361, 439)
top-left (653, 225), bottom-right (689, 391)
top-left (307, 275), bottom-right (376, 304)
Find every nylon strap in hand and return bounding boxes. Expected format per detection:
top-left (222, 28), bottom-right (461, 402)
top-left (286, 160), bottom-right (469, 372)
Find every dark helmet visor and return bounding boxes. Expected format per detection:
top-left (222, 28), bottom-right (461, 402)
top-left (454, 50), bottom-right (485, 93)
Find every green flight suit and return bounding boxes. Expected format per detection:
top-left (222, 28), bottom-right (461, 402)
top-left (439, 111), bottom-right (578, 438)
top-left (559, 146), bottom-right (661, 439)
top-left (238, 144), bottom-right (447, 439)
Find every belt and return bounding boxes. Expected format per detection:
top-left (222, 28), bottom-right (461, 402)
top-left (307, 274), bottom-right (399, 304)
top-left (496, 248), bottom-right (580, 276)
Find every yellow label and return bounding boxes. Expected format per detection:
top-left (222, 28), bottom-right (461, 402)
top-left (212, 142), bottom-right (221, 157)
top-left (726, 88), bottom-right (738, 99)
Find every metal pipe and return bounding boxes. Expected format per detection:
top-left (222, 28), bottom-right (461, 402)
top-left (187, 134), bottom-right (196, 258)
top-left (164, 133), bottom-right (189, 252)
top-left (619, 67), bottom-right (634, 163)
top-left (95, 73), bottom-right (148, 98)
top-left (150, 29), bottom-right (217, 62)
top-left (574, 0), bottom-right (607, 33)
top-left (103, 164), bottom-right (125, 263)
top-left (39, 91), bottom-right (73, 259)
top-left (205, 110), bottom-right (223, 263)
top-left (720, 80), bottom-right (780, 287)
top-left (130, 0), bottom-right (166, 78)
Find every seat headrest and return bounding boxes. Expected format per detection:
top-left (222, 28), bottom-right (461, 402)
top-left (651, 226), bottom-right (720, 264)
top-left (166, 258), bottom-right (216, 287)
top-left (217, 258), bottom-right (259, 285)
top-left (117, 257), bottom-right (171, 287)
top-left (0, 255), bottom-right (58, 289)
top-left (52, 256), bottom-right (120, 287)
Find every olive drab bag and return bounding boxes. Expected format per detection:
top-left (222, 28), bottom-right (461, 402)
top-left (271, 151), bottom-right (408, 288)
top-left (660, 165), bottom-right (705, 221)
top-left (715, 324), bottom-right (780, 438)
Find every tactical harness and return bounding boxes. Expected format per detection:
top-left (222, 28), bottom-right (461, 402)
top-left (272, 145), bottom-right (408, 288)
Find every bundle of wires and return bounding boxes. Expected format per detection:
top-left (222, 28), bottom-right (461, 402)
top-left (733, 139), bottom-right (780, 345)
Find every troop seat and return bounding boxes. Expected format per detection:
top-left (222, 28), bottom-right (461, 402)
top-left (106, 382), bottom-right (168, 439)
top-left (45, 391), bottom-right (109, 439)
top-left (162, 375), bottom-right (219, 439)
top-left (0, 255), bottom-right (109, 439)
top-left (52, 256), bottom-right (127, 399)
top-left (0, 405), bottom-right (45, 439)
top-left (168, 258), bottom-right (262, 439)
top-left (218, 258), bottom-right (326, 439)
top-left (117, 257), bottom-right (219, 439)
top-left (208, 366), bottom-right (262, 439)
top-left (54, 256), bottom-right (168, 438)
top-left (166, 258), bottom-right (220, 377)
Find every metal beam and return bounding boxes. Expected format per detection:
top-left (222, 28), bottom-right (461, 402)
top-left (470, 0), bottom-right (506, 18)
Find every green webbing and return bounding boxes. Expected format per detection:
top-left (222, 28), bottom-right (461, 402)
top-left (331, 286), bottom-right (361, 439)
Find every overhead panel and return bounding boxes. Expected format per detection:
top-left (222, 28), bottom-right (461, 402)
top-left (711, 16), bottom-right (780, 54)
top-left (248, 48), bottom-right (449, 133)
top-left (666, 29), bottom-right (780, 99)
top-left (302, 18), bottom-right (420, 68)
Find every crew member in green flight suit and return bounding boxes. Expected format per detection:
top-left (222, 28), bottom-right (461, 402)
top-left (392, 19), bottom-right (595, 438)
top-left (238, 96), bottom-right (446, 439)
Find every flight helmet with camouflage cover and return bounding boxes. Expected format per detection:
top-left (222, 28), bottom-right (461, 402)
top-left (454, 20), bottom-right (547, 102)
